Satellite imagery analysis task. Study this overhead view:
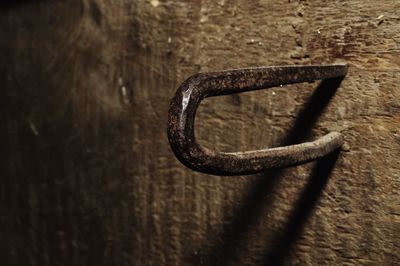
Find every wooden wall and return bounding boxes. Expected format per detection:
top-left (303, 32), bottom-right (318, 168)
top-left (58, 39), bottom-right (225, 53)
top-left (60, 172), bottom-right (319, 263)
top-left (1, 0), bottom-right (399, 265)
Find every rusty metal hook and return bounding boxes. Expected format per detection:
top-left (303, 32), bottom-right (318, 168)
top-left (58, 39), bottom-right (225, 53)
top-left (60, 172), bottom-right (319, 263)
top-left (167, 64), bottom-right (348, 175)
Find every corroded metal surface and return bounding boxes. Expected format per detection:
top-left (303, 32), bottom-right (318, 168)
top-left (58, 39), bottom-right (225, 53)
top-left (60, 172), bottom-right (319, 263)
top-left (168, 65), bottom-right (348, 175)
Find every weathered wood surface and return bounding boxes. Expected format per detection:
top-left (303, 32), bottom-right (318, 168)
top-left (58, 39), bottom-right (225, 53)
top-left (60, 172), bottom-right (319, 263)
top-left (1, 1), bottom-right (399, 265)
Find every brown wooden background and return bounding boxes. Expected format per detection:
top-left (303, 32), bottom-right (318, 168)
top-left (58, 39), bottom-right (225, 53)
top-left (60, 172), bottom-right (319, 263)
top-left (1, 0), bottom-right (399, 265)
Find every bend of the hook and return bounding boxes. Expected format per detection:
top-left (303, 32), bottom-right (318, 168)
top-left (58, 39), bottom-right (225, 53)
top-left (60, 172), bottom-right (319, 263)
top-left (167, 64), bottom-right (347, 176)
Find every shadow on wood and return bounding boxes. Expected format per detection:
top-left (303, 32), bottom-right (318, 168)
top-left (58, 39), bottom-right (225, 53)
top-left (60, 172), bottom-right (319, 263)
top-left (190, 77), bottom-right (345, 265)
top-left (263, 149), bottom-right (340, 265)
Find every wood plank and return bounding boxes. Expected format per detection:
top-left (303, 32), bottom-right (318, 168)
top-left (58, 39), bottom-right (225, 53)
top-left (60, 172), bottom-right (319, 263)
top-left (0, 0), bottom-right (399, 265)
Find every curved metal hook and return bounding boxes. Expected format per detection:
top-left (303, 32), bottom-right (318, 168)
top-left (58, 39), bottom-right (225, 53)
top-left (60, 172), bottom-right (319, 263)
top-left (167, 64), bottom-right (348, 175)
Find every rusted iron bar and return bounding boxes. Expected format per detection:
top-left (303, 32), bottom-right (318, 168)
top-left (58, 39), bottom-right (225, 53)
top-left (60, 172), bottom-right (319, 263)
top-left (167, 65), bottom-right (348, 175)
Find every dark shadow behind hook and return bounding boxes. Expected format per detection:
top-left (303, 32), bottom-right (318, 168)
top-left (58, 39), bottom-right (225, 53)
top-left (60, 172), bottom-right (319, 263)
top-left (187, 76), bottom-right (345, 265)
top-left (263, 149), bottom-right (340, 265)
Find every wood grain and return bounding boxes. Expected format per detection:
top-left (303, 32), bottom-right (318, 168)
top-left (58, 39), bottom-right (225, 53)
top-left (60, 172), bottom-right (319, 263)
top-left (0, 0), bottom-right (399, 265)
